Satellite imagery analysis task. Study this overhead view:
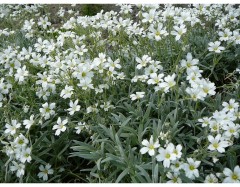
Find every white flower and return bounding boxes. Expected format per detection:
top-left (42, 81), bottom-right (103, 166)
top-left (23, 105), bottom-right (30, 113)
top-left (204, 174), bottom-right (218, 183)
top-left (222, 99), bottom-right (239, 112)
top-left (198, 117), bottom-right (212, 127)
top-left (36, 72), bottom-right (53, 89)
top-left (92, 53), bottom-right (106, 67)
top-left (38, 164), bottom-right (54, 181)
top-left (75, 122), bottom-right (86, 134)
top-left (39, 102), bottom-right (56, 120)
top-left (144, 65), bottom-right (157, 76)
top-left (166, 172), bottom-right (182, 183)
top-left (105, 58), bottom-right (121, 71)
top-left (4, 120), bottom-right (21, 135)
top-left (147, 73), bottom-right (164, 85)
top-left (156, 143), bottom-right (176, 168)
top-left (212, 156), bottom-right (219, 163)
top-left (52, 117), bottom-right (68, 136)
top-left (158, 73), bottom-right (176, 93)
top-left (74, 45), bottom-right (88, 56)
top-left (148, 23), bottom-right (168, 41)
top-left (15, 65), bottom-right (29, 83)
top-left (207, 134), bottom-right (229, 153)
top-left (170, 160), bottom-right (183, 173)
top-left (100, 101), bottom-right (115, 111)
top-left (171, 24), bottom-right (187, 41)
top-left (10, 161), bottom-right (25, 178)
top-left (183, 158), bottom-right (201, 179)
top-left (23, 115), bottom-right (35, 129)
top-left (14, 134), bottom-right (29, 148)
top-left (86, 103), bottom-right (99, 113)
top-left (67, 99), bottom-right (80, 115)
top-left (140, 135), bottom-right (160, 156)
top-left (136, 55), bottom-right (151, 69)
top-left (130, 92), bottom-right (145, 101)
top-left (20, 147), bottom-right (32, 163)
top-left (60, 85), bottom-right (74, 99)
top-left (186, 87), bottom-right (205, 101)
top-left (173, 144), bottom-right (182, 159)
top-left (180, 53), bottom-right (199, 70)
top-left (38, 16), bottom-right (51, 29)
top-left (142, 9), bottom-right (157, 23)
top-left (218, 28), bottom-right (232, 41)
top-left (232, 30), bottom-right (240, 44)
top-left (74, 64), bottom-right (94, 81)
top-left (186, 71), bottom-right (202, 86)
top-left (223, 165), bottom-right (240, 183)
top-left (77, 78), bottom-right (94, 90)
top-left (208, 41), bottom-right (225, 53)
top-left (209, 120), bottom-right (221, 133)
top-left (223, 123), bottom-right (240, 138)
top-left (200, 79), bottom-right (216, 96)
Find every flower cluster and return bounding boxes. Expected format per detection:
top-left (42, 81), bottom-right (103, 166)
top-left (0, 3), bottom-right (239, 183)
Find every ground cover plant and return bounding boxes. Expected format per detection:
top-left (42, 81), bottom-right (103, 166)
top-left (0, 4), bottom-right (240, 183)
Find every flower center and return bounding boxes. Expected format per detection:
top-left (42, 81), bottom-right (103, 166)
top-left (18, 139), bottom-right (24, 145)
top-left (173, 177), bottom-right (178, 183)
top-left (189, 165), bottom-right (195, 170)
top-left (149, 145), bottom-right (154, 150)
top-left (165, 153), bottom-right (171, 159)
top-left (203, 88), bottom-right (209, 93)
top-left (213, 125), bottom-right (218, 131)
top-left (229, 128), bottom-right (235, 133)
top-left (209, 178), bottom-right (214, 183)
top-left (232, 174), bottom-right (238, 180)
top-left (44, 169), bottom-right (48, 174)
top-left (187, 62), bottom-right (192, 67)
top-left (228, 105), bottom-right (233, 109)
top-left (213, 142), bottom-right (219, 149)
top-left (82, 72), bottom-right (86, 77)
top-left (25, 153), bottom-right (30, 157)
top-left (46, 108), bottom-right (50, 113)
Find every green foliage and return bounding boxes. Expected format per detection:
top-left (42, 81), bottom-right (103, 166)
top-left (0, 3), bottom-right (240, 184)
top-left (81, 4), bottom-right (103, 16)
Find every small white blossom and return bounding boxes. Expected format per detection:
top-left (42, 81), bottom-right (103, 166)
top-left (156, 143), bottom-right (177, 168)
top-left (10, 161), bottom-right (25, 178)
top-left (75, 122), bottom-right (86, 134)
top-left (4, 120), bottom-right (21, 135)
top-left (130, 92), bottom-right (145, 101)
top-left (140, 135), bottom-right (160, 156)
top-left (204, 174), bottom-right (218, 183)
top-left (166, 172), bottom-right (182, 183)
top-left (171, 24), bottom-right (187, 41)
top-left (23, 115), bottom-right (35, 129)
top-left (223, 165), bottom-right (240, 183)
top-left (38, 164), bottom-right (54, 181)
top-left (183, 158), bottom-right (201, 179)
top-left (208, 41), bottom-right (225, 53)
top-left (208, 134), bottom-right (229, 153)
top-left (52, 117), bottom-right (68, 136)
top-left (39, 102), bottom-right (56, 120)
top-left (67, 99), bottom-right (80, 115)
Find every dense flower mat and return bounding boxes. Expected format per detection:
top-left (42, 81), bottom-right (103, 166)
top-left (0, 4), bottom-right (240, 183)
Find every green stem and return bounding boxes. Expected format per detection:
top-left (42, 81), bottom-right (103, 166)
top-left (152, 154), bottom-right (156, 183)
